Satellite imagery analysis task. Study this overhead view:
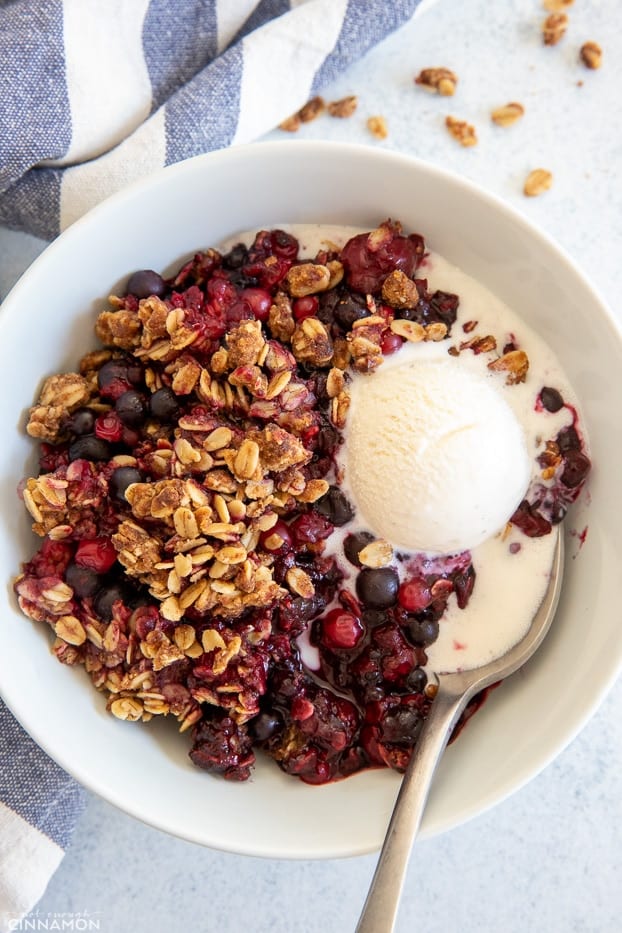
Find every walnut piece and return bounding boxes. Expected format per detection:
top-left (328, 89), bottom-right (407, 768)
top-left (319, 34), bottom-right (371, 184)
top-left (580, 41), bottom-right (602, 69)
top-left (542, 12), bottom-right (568, 45)
top-left (367, 116), bottom-right (388, 140)
top-left (414, 67), bottom-right (458, 96)
top-left (542, 0), bottom-right (573, 11)
top-left (445, 115), bottom-right (477, 147)
top-left (327, 95), bottom-right (358, 118)
top-left (524, 168), bottom-right (553, 197)
top-left (285, 263), bottom-right (331, 297)
top-left (291, 317), bottom-right (333, 366)
top-left (488, 349), bottom-right (529, 384)
top-left (298, 96), bottom-right (325, 122)
top-left (381, 269), bottom-right (420, 309)
top-left (491, 102), bottom-right (525, 127)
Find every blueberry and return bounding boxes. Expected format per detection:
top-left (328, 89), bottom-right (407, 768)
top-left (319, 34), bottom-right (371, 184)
top-left (344, 531), bottom-right (375, 567)
top-left (115, 389), bottom-right (147, 426)
top-left (149, 387), bottom-right (180, 422)
top-left (356, 567), bottom-right (399, 609)
top-left (315, 486), bottom-right (355, 526)
top-left (405, 618), bottom-right (439, 647)
top-left (362, 608), bottom-right (389, 628)
top-left (94, 583), bottom-right (127, 621)
top-left (333, 294), bottom-right (369, 330)
top-left (68, 435), bottom-right (111, 462)
top-left (126, 269), bottom-right (166, 299)
top-left (109, 466), bottom-right (143, 502)
top-left (250, 711), bottom-right (283, 742)
top-left (65, 562), bottom-right (100, 598)
top-left (540, 386), bottom-right (564, 413)
top-left (97, 359), bottom-right (143, 400)
top-left (222, 243), bottom-right (248, 270)
top-left (405, 668), bottom-right (428, 693)
top-left (67, 407), bottom-right (95, 436)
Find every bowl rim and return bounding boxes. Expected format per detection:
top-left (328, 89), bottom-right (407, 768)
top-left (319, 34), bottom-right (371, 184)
top-left (1, 139), bottom-right (621, 857)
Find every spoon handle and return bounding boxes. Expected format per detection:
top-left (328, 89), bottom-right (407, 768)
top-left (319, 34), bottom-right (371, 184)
top-left (355, 683), bottom-right (472, 933)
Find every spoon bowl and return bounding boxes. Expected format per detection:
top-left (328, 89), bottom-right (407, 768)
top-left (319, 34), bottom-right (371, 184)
top-left (357, 528), bottom-right (564, 933)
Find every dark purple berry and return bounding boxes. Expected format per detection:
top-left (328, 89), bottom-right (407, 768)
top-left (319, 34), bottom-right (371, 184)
top-left (557, 425), bottom-right (580, 452)
top-left (315, 486), bottom-right (355, 526)
top-left (68, 435), bottom-right (111, 462)
top-left (250, 711), bottom-right (283, 742)
top-left (343, 531), bottom-right (375, 567)
top-left (65, 562), bottom-right (100, 598)
top-left (560, 449), bottom-right (591, 488)
top-left (109, 467), bottom-right (143, 502)
top-left (405, 618), bottom-right (439, 647)
top-left (94, 583), bottom-right (127, 621)
top-left (115, 390), bottom-right (147, 427)
top-left (149, 387), bottom-right (180, 422)
top-left (126, 269), bottom-right (166, 299)
top-left (404, 668), bottom-right (428, 693)
top-left (356, 567), bottom-right (399, 609)
top-left (540, 386), bottom-right (564, 413)
top-left (333, 294), bottom-right (370, 330)
top-left (67, 407), bottom-right (95, 436)
top-left (222, 243), bottom-right (248, 269)
top-left (97, 359), bottom-right (142, 399)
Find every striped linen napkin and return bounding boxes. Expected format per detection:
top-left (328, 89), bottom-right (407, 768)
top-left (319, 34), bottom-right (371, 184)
top-left (0, 0), bottom-right (424, 926)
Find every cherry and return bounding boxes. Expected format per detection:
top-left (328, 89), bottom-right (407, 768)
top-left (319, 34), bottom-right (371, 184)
top-left (260, 520), bottom-right (293, 552)
top-left (292, 296), bottom-right (319, 322)
top-left (240, 287), bottom-right (273, 322)
top-left (398, 578), bottom-right (432, 612)
top-left (315, 486), bottom-right (354, 526)
top-left (74, 538), bottom-right (117, 573)
top-left (380, 332), bottom-right (404, 355)
top-left (343, 531), bottom-right (375, 567)
top-left (319, 609), bottom-right (365, 651)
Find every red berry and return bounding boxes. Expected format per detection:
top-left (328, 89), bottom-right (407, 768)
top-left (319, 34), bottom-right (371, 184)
top-left (320, 609), bottom-right (364, 651)
top-left (95, 411), bottom-right (124, 442)
top-left (398, 578), bottom-right (432, 612)
top-left (380, 332), bottom-right (404, 355)
top-left (292, 296), bottom-right (319, 322)
top-left (74, 538), bottom-right (118, 573)
top-left (260, 519), bottom-right (293, 552)
top-left (240, 287), bottom-right (272, 322)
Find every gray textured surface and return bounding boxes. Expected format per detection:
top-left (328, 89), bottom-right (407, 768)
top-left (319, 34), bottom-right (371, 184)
top-left (2, 0), bottom-right (621, 930)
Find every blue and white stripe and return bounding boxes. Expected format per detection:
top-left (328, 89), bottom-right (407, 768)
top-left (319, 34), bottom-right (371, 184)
top-left (0, 0), bottom-right (423, 240)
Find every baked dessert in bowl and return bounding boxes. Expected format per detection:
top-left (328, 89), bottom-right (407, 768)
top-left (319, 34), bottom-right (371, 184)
top-left (0, 142), bottom-right (619, 856)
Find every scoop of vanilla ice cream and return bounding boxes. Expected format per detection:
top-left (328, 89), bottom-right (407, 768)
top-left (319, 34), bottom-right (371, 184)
top-left (344, 354), bottom-right (531, 554)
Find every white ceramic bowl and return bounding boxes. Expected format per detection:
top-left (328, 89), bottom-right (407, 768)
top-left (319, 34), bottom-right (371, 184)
top-left (1, 142), bottom-right (620, 858)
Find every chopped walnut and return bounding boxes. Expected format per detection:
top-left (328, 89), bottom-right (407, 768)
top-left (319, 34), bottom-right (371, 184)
top-left (327, 95), bottom-right (358, 118)
top-left (488, 349), bottom-right (529, 384)
top-left (414, 67), bottom-right (458, 96)
top-left (542, 12), bottom-right (568, 45)
top-left (381, 269), bottom-right (420, 309)
top-left (278, 114), bottom-right (301, 133)
top-left (580, 41), bottom-right (602, 69)
top-left (291, 317), bottom-right (333, 366)
top-left (491, 102), bottom-right (525, 127)
top-left (268, 292), bottom-right (295, 343)
top-left (445, 116), bottom-right (477, 147)
top-left (252, 424), bottom-right (310, 472)
top-left (225, 320), bottom-right (266, 368)
top-left (543, 0), bottom-right (573, 9)
top-left (524, 168), bottom-right (553, 197)
top-left (298, 96), bottom-right (325, 122)
top-left (367, 115), bottom-right (388, 139)
top-left (285, 263), bottom-right (331, 297)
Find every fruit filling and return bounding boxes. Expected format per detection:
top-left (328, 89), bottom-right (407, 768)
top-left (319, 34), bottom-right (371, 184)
top-left (14, 220), bottom-right (591, 784)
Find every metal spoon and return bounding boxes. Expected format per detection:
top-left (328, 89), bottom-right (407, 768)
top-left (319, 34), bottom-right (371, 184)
top-left (356, 528), bottom-right (564, 933)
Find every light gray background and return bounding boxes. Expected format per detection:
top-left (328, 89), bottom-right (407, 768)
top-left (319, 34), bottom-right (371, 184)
top-left (1, 1), bottom-right (620, 931)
